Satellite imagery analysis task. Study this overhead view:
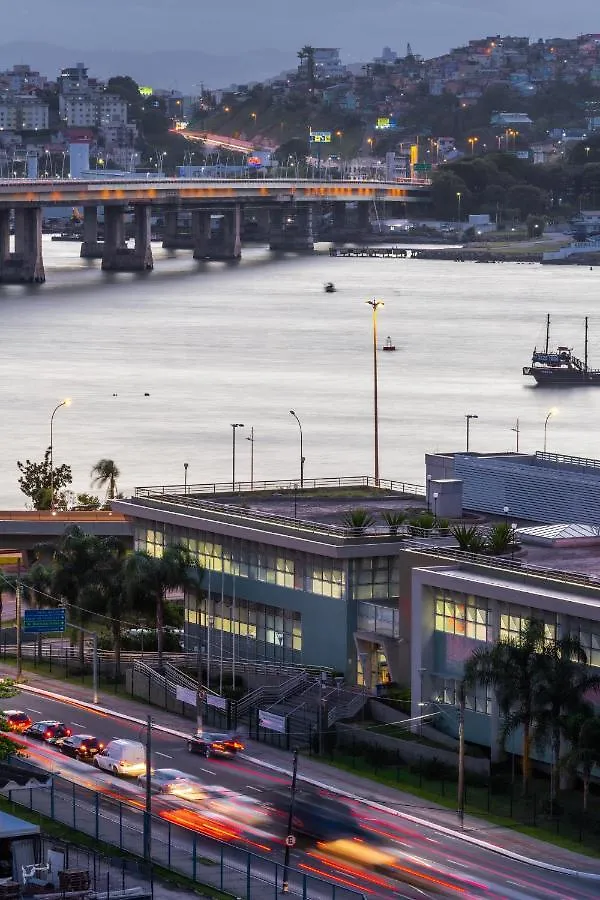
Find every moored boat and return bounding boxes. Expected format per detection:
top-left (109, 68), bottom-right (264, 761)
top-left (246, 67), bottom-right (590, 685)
top-left (382, 336), bottom-right (396, 352)
top-left (523, 315), bottom-right (600, 385)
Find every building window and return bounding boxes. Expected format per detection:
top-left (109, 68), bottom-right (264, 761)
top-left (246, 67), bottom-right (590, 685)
top-left (357, 601), bottom-right (400, 637)
top-left (499, 609), bottom-right (556, 643)
top-left (186, 594), bottom-right (302, 657)
top-left (571, 624), bottom-right (600, 668)
top-left (435, 592), bottom-right (489, 641)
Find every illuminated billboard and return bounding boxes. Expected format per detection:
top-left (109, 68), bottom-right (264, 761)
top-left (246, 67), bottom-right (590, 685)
top-left (139, 86), bottom-right (153, 97)
top-left (310, 130), bottom-right (332, 143)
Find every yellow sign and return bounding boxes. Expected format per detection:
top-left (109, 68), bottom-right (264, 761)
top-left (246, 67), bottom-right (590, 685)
top-left (0, 552), bottom-right (22, 566)
top-left (310, 131), bottom-right (332, 144)
top-left (376, 117), bottom-right (390, 129)
top-left (410, 144), bottom-right (419, 167)
top-left (139, 86), bottom-right (153, 97)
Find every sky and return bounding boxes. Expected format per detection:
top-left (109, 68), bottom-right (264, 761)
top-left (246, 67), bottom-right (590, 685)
top-left (2, 0), bottom-right (600, 84)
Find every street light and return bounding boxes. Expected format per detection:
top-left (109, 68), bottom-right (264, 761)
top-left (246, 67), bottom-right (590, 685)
top-left (281, 748), bottom-right (299, 893)
top-left (289, 410), bottom-right (304, 489)
top-left (456, 191), bottom-right (462, 224)
top-left (511, 417), bottom-right (520, 453)
top-left (184, 462), bottom-right (189, 494)
top-left (544, 408), bottom-right (558, 453)
top-left (231, 423), bottom-right (244, 490)
top-left (503, 505), bottom-right (509, 526)
top-left (245, 426), bottom-right (255, 490)
top-left (366, 299), bottom-right (384, 485)
top-left (433, 492), bottom-right (439, 520)
top-left (467, 136), bottom-right (479, 155)
top-left (465, 413), bottom-right (478, 452)
top-left (49, 398), bottom-right (71, 509)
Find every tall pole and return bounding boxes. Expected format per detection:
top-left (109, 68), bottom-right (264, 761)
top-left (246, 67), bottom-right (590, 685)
top-left (16, 558), bottom-right (22, 680)
top-left (512, 418), bottom-right (520, 453)
top-left (206, 569), bottom-right (212, 691)
top-left (92, 632), bottom-right (98, 704)
top-left (184, 462), bottom-right (189, 494)
top-left (143, 715), bottom-right (152, 861)
top-left (49, 399), bottom-right (71, 509)
top-left (219, 568), bottom-right (224, 696)
top-left (544, 410), bottom-right (555, 453)
top-left (246, 427), bottom-right (254, 489)
top-left (232, 541), bottom-right (236, 692)
top-left (289, 410), bottom-right (304, 489)
top-left (366, 299), bottom-right (384, 485)
top-left (281, 748), bottom-right (299, 894)
top-left (457, 682), bottom-right (466, 828)
top-left (231, 423), bottom-right (244, 490)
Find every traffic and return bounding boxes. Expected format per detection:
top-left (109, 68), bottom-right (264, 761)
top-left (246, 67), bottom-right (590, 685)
top-left (1, 696), bottom-right (598, 899)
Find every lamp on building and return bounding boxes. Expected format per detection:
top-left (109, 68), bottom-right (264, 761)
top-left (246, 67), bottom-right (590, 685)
top-left (231, 423), bottom-right (245, 490)
top-left (465, 413), bottom-right (478, 452)
top-left (289, 410), bottom-right (304, 489)
top-left (543, 408), bottom-right (558, 453)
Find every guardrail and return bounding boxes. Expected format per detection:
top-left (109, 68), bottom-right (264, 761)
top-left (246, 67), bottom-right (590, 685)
top-left (136, 475), bottom-right (426, 497)
top-left (4, 770), bottom-right (364, 900)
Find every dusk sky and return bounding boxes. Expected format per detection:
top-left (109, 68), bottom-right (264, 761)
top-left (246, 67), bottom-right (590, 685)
top-left (5, 1), bottom-right (600, 61)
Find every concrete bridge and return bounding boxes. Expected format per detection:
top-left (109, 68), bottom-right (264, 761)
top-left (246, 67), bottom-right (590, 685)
top-left (0, 176), bottom-right (431, 283)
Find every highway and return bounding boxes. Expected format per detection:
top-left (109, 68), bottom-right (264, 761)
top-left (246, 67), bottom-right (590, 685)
top-left (1, 689), bottom-right (599, 900)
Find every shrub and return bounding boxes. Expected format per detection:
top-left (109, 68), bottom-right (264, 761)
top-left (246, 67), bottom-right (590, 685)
top-left (343, 508), bottom-right (375, 531)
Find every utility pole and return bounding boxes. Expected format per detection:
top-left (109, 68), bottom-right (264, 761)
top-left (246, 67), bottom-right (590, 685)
top-left (281, 748), bottom-right (299, 894)
top-left (143, 715), bottom-right (152, 861)
top-left (16, 558), bottom-right (22, 680)
top-left (457, 682), bottom-right (466, 829)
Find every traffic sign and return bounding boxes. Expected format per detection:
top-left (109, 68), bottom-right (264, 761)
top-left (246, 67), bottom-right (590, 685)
top-left (285, 835), bottom-right (296, 847)
top-left (23, 608), bottom-right (66, 634)
top-left (413, 163), bottom-right (432, 172)
top-left (309, 131), bottom-right (331, 144)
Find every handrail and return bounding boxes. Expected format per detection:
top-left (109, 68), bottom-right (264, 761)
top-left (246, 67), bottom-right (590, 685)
top-left (135, 475), bottom-right (425, 497)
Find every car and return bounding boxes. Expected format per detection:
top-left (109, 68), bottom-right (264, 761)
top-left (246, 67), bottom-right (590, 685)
top-left (137, 768), bottom-right (205, 799)
top-left (57, 734), bottom-right (104, 762)
top-left (0, 710), bottom-right (32, 732)
top-left (186, 731), bottom-right (244, 758)
top-left (24, 721), bottom-right (72, 743)
top-left (94, 739), bottom-right (147, 776)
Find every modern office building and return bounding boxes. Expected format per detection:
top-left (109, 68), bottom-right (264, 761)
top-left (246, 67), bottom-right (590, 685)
top-left (113, 486), bottom-right (411, 686)
top-left (409, 547), bottom-right (600, 755)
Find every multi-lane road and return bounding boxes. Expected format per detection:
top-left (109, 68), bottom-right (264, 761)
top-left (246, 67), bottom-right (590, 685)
top-left (1, 686), bottom-right (599, 900)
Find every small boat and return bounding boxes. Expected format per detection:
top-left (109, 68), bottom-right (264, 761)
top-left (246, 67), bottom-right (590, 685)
top-left (382, 336), bottom-right (396, 352)
top-left (523, 314), bottom-right (600, 385)
top-left (324, 282), bottom-right (336, 293)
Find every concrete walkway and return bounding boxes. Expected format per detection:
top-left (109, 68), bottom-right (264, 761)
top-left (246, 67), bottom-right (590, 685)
top-left (3, 664), bottom-right (599, 877)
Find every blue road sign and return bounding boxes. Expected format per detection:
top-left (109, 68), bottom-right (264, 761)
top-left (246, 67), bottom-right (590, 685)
top-left (23, 608), bottom-right (66, 633)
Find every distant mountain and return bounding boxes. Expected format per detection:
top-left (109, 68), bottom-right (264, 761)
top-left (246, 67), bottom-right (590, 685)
top-left (0, 42), bottom-right (296, 92)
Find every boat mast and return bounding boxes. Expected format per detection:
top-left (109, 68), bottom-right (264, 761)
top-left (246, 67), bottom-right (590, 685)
top-left (545, 314), bottom-right (550, 355)
top-left (585, 316), bottom-right (589, 373)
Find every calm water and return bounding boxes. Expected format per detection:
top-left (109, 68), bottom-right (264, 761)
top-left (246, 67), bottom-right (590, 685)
top-left (0, 238), bottom-right (599, 507)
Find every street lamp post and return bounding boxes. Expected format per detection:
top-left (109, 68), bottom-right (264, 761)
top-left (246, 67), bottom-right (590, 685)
top-left (231, 423), bottom-right (244, 490)
top-left (246, 426), bottom-right (255, 489)
top-left (184, 462), bottom-right (189, 494)
top-left (503, 505), bottom-right (509, 527)
top-left (49, 399), bottom-right (71, 509)
top-left (281, 748), bottom-right (299, 894)
top-left (511, 418), bottom-right (520, 452)
top-left (366, 299), bottom-right (384, 485)
top-left (456, 191), bottom-right (462, 224)
top-left (544, 408), bottom-right (557, 453)
top-left (289, 410), bottom-right (304, 489)
top-left (465, 413), bottom-right (478, 452)
top-left (433, 492), bottom-right (439, 520)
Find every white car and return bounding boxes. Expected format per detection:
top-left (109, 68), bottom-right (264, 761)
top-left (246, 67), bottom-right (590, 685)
top-left (94, 739), bottom-right (147, 776)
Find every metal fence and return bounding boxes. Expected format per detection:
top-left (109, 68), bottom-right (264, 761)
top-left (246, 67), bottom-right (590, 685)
top-left (3, 774), bottom-right (365, 900)
top-left (31, 838), bottom-right (153, 899)
top-left (135, 475), bottom-right (425, 498)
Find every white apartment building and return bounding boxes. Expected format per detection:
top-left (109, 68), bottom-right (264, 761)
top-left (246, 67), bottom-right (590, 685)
top-left (0, 98), bottom-right (49, 131)
top-left (60, 93), bottom-right (127, 128)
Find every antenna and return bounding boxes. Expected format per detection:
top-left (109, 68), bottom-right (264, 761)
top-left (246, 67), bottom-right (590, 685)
top-left (585, 316), bottom-right (589, 373)
top-left (545, 313), bottom-right (550, 355)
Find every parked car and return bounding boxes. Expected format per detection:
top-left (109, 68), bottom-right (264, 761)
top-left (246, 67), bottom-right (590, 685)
top-left (57, 734), bottom-right (104, 762)
top-left (24, 721), bottom-right (72, 743)
top-left (137, 768), bottom-right (205, 799)
top-left (94, 739), bottom-right (147, 776)
top-left (186, 732), bottom-right (244, 758)
top-left (0, 710), bottom-right (32, 732)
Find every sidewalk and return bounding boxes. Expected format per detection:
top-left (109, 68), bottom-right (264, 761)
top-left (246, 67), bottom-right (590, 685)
top-left (4, 664), bottom-right (599, 876)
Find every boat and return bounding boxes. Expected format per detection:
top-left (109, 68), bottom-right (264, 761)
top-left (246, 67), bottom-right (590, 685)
top-left (523, 315), bottom-right (600, 385)
top-left (382, 336), bottom-right (396, 352)
top-left (324, 282), bottom-right (336, 293)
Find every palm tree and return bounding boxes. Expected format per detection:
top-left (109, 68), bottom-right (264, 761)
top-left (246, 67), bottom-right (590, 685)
top-left (451, 524), bottom-right (481, 551)
top-left (343, 508), bottom-right (375, 533)
top-left (464, 618), bottom-right (549, 792)
top-left (298, 45), bottom-right (316, 96)
top-left (123, 544), bottom-right (203, 668)
top-left (486, 522), bottom-right (514, 555)
top-left (561, 711), bottom-right (600, 811)
top-left (535, 635), bottom-right (600, 806)
top-left (81, 537), bottom-right (130, 678)
top-left (91, 459), bottom-right (121, 500)
top-left (382, 511), bottom-right (405, 536)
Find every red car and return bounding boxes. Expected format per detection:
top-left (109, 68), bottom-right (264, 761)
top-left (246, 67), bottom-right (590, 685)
top-left (0, 710), bottom-right (33, 733)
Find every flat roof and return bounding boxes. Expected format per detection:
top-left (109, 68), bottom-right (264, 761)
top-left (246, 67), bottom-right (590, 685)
top-left (0, 809), bottom-right (40, 839)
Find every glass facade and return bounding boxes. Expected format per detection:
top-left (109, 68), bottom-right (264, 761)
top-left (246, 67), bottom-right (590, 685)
top-left (499, 606), bottom-right (556, 643)
top-left (570, 621), bottom-right (600, 668)
top-left (434, 590), bottom-right (490, 641)
top-left (135, 524), bottom-right (346, 599)
top-left (432, 676), bottom-right (492, 715)
top-left (353, 557), bottom-right (400, 601)
top-left (357, 601), bottom-right (400, 637)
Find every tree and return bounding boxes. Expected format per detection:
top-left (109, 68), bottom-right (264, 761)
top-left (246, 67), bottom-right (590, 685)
top-left (535, 637), bottom-right (599, 806)
top-left (561, 711), bottom-right (600, 811)
top-left (297, 46), bottom-right (316, 96)
top-left (75, 493), bottom-right (101, 510)
top-left (342, 509), bottom-right (375, 532)
top-left (91, 459), bottom-right (121, 500)
top-left (506, 184), bottom-right (547, 219)
top-left (486, 522), bottom-right (514, 555)
top-left (464, 618), bottom-right (548, 792)
top-left (17, 447), bottom-right (72, 510)
top-left (526, 215), bottom-right (546, 238)
top-left (81, 537), bottom-right (131, 677)
top-left (51, 526), bottom-right (105, 663)
top-left (123, 545), bottom-right (203, 668)
top-left (430, 171), bottom-right (471, 221)
top-left (106, 76), bottom-right (143, 121)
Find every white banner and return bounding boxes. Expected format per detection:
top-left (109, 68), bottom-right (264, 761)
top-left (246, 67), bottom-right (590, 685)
top-left (206, 694), bottom-right (227, 711)
top-left (258, 710), bottom-right (287, 734)
top-left (176, 686), bottom-right (197, 707)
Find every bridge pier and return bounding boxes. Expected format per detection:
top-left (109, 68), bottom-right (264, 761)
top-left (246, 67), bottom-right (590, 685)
top-left (80, 206), bottom-right (104, 259)
top-left (101, 204), bottom-right (153, 272)
top-left (269, 204), bottom-right (314, 252)
top-left (162, 208), bottom-right (194, 250)
top-left (357, 202), bottom-right (371, 232)
top-left (192, 205), bottom-right (242, 260)
top-left (0, 207), bottom-right (45, 283)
